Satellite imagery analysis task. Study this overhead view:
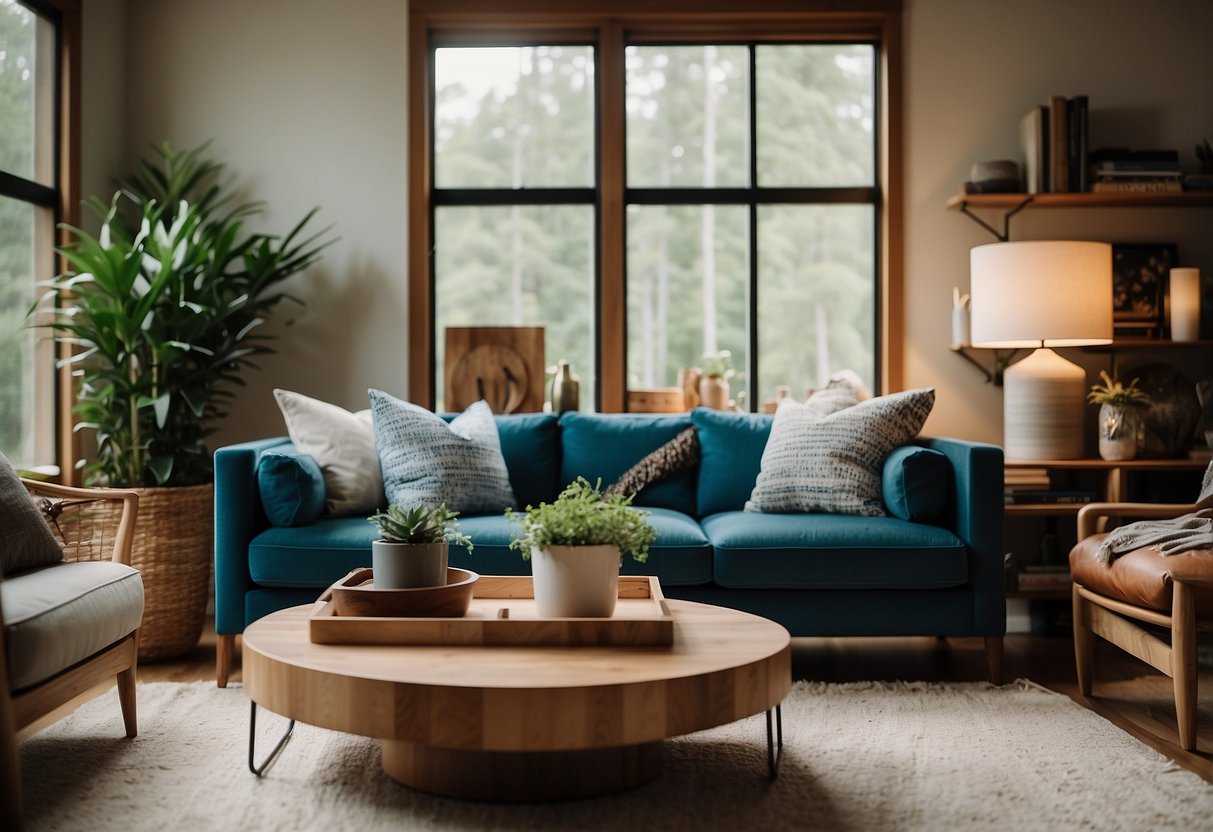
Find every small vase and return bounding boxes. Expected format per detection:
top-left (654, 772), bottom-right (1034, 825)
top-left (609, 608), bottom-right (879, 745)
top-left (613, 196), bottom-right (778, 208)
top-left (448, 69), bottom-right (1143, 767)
top-left (372, 540), bottom-right (448, 589)
top-left (699, 377), bottom-right (730, 410)
top-left (1098, 403), bottom-right (1140, 461)
top-left (530, 544), bottom-right (621, 617)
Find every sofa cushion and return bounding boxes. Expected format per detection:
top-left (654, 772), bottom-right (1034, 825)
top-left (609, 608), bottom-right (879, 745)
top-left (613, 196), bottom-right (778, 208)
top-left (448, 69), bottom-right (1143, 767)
top-left (0, 452), bottom-right (64, 576)
top-left (444, 413), bottom-right (562, 509)
top-left (746, 388), bottom-right (936, 516)
top-left (371, 390), bottom-right (516, 513)
top-left (559, 412), bottom-right (696, 515)
top-left (1, 561), bottom-right (144, 690)
top-left (692, 409), bottom-right (773, 516)
top-left (701, 511), bottom-right (966, 590)
top-left (605, 427), bottom-right (699, 501)
top-left (257, 450), bottom-right (327, 527)
top-left (249, 518), bottom-right (379, 588)
top-left (882, 446), bottom-right (951, 523)
top-left (273, 388), bottom-right (383, 516)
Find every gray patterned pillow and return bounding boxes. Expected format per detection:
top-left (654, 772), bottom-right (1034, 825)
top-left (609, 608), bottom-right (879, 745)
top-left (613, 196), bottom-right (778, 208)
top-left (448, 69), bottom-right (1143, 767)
top-left (0, 452), bottom-right (64, 576)
top-left (369, 389), bottom-right (516, 513)
top-left (745, 388), bottom-right (936, 516)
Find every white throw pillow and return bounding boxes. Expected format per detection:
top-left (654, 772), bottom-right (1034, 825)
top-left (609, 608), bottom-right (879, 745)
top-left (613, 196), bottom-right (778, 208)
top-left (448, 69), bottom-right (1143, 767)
top-left (273, 389), bottom-right (384, 516)
top-left (746, 388), bottom-right (936, 516)
top-left (369, 389), bottom-right (516, 513)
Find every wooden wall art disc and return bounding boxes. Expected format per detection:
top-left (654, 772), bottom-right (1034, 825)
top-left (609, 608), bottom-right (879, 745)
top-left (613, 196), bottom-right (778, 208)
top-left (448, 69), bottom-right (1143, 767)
top-left (444, 327), bottom-right (545, 413)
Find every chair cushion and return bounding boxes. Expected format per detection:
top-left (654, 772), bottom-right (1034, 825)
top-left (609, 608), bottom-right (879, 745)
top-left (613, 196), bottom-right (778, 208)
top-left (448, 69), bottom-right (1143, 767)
top-left (701, 511), bottom-right (966, 590)
top-left (257, 450), bottom-right (327, 527)
top-left (2, 561), bottom-right (144, 691)
top-left (1070, 535), bottom-right (1213, 614)
top-left (559, 412), bottom-right (696, 515)
top-left (0, 452), bottom-right (63, 576)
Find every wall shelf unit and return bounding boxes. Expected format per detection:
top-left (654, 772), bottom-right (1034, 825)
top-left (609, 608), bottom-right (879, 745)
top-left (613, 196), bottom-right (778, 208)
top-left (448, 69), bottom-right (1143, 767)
top-left (945, 191), bottom-right (1213, 241)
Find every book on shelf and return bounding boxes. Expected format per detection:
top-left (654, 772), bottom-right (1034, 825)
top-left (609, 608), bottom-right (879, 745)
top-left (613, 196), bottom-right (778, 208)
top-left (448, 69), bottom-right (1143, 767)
top-left (1184, 173), bottom-right (1213, 191)
top-left (1047, 95), bottom-right (1069, 193)
top-left (1093, 170), bottom-right (1181, 180)
top-left (1018, 106), bottom-right (1048, 194)
top-left (1066, 95), bottom-right (1088, 192)
top-left (1089, 147), bottom-right (1179, 164)
top-left (1017, 568), bottom-right (1072, 591)
top-left (1005, 489), bottom-right (1096, 505)
top-left (1091, 179), bottom-right (1183, 194)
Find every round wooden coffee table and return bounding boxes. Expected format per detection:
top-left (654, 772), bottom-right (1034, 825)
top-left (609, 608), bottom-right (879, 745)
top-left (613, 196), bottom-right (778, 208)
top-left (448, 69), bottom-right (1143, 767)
top-left (243, 599), bottom-right (790, 800)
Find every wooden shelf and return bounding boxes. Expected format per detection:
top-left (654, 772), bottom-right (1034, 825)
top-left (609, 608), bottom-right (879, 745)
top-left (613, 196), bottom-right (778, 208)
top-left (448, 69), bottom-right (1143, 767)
top-left (1084, 339), bottom-right (1213, 350)
top-left (1005, 458), bottom-right (1207, 471)
top-left (946, 192), bottom-right (1213, 210)
top-left (1007, 588), bottom-right (1071, 600)
top-left (1004, 503), bottom-right (1085, 516)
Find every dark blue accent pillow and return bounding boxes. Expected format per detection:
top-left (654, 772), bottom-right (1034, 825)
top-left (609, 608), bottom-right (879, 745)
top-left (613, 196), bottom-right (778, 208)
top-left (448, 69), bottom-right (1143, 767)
top-left (692, 408), bottom-right (773, 516)
top-left (558, 412), bottom-right (696, 515)
top-left (881, 445), bottom-right (951, 523)
top-left (258, 450), bottom-right (327, 527)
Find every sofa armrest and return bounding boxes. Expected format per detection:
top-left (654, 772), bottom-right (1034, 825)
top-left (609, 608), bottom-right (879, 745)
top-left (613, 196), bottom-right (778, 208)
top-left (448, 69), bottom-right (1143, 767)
top-left (214, 436), bottom-right (294, 635)
top-left (920, 436), bottom-right (1006, 634)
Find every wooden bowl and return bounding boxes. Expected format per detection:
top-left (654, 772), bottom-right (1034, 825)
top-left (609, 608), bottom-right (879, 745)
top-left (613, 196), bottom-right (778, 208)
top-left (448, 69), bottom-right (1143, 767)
top-left (327, 567), bottom-right (479, 618)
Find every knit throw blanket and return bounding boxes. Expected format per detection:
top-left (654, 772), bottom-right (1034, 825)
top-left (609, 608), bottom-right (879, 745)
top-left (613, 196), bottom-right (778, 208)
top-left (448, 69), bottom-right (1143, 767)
top-left (1096, 460), bottom-right (1213, 564)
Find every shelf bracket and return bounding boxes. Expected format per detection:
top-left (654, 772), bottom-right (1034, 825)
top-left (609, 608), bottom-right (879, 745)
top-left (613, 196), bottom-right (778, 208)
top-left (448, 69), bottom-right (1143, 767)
top-left (958, 196), bottom-right (1034, 241)
top-left (950, 345), bottom-right (1022, 386)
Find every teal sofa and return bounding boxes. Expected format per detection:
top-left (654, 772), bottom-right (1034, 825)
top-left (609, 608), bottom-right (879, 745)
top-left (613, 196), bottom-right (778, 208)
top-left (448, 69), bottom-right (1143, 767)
top-left (213, 409), bottom-right (1005, 685)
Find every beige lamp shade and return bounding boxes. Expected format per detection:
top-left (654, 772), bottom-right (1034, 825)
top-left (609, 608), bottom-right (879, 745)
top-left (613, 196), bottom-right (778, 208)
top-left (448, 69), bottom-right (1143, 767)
top-left (970, 241), bottom-right (1113, 348)
top-left (968, 240), bottom-right (1113, 460)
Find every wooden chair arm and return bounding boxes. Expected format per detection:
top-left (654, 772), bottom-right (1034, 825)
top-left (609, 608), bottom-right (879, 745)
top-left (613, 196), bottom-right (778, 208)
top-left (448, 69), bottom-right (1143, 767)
top-left (1076, 502), bottom-right (1200, 540)
top-left (20, 480), bottom-right (139, 567)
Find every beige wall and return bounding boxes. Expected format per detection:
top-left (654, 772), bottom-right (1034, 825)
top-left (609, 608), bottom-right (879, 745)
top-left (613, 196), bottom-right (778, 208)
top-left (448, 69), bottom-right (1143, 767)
top-left (82, 0), bottom-right (1213, 447)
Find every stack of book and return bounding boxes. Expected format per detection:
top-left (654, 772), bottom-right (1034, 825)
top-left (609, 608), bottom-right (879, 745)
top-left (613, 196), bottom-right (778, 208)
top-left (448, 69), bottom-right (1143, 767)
top-left (1004, 467), bottom-right (1096, 505)
top-left (1018, 94), bottom-right (1088, 193)
top-left (1089, 148), bottom-right (1182, 194)
top-left (1017, 563), bottom-right (1072, 592)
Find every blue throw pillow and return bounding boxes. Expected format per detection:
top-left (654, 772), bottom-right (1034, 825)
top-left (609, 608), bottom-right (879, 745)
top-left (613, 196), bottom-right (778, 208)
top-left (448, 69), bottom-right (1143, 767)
top-left (371, 390), bottom-right (516, 513)
top-left (257, 450), bottom-right (327, 527)
top-left (882, 445), bottom-right (951, 523)
top-left (691, 408), bottom-right (773, 516)
top-left (558, 412), bottom-right (696, 515)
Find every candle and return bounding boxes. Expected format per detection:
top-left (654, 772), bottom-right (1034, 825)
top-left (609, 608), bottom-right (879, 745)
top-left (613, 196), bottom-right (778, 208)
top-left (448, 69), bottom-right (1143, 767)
top-left (1169, 268), bottom-right (1201, 342)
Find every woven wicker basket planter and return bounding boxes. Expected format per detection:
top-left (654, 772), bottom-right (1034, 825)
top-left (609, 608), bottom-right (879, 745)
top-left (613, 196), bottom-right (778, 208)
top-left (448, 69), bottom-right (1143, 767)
top-left (129, 483), bottom-right (214, 661)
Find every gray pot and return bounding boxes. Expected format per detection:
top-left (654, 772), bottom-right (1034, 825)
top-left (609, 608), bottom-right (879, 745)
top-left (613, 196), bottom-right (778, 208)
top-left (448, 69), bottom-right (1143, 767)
top-left (372, 540), bottom-right (448, 589)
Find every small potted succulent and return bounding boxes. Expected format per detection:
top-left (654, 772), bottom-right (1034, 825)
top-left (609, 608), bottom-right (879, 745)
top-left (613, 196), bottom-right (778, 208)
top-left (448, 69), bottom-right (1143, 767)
top-left (699, 349), bottom-right (735, 410)
top-left (507, 477), bottom-right (656, 617)
top-left (367, 503), bottom-right (472, 589)
top-left (1087, 371), bottom-right (1151, 461)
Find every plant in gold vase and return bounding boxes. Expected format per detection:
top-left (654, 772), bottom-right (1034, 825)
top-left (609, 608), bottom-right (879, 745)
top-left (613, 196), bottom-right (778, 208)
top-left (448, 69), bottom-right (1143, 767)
top-left (1087, 371), bottom-right (1151, 461)
top-left (699, 349), bottom-right (735, 410)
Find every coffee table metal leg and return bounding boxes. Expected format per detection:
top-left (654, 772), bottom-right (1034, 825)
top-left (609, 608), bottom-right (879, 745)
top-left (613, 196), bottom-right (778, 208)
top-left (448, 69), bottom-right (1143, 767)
top-left (766, 704), bottom-right (783, 779)
top-left (248, 700), bottom-right (295, 777)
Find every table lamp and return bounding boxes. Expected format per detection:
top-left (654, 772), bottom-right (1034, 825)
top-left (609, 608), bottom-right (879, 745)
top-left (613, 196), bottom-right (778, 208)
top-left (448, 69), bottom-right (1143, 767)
top-left (970, 240), bottom-right (1113, 460)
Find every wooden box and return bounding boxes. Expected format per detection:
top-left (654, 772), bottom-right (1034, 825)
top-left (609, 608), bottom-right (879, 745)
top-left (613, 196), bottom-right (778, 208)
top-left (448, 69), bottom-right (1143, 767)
top-left (308, 575), bottom-right (674, 647)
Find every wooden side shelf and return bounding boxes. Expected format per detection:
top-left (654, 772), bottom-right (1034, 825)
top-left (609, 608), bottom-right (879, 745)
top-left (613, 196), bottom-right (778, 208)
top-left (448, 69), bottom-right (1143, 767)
top-left (946, 192), bottom-right (1213, 210)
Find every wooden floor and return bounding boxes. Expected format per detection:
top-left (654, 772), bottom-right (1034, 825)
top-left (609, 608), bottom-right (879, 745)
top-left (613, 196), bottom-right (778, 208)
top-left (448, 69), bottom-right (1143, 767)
top-left (24, 618), bottom-right (1213, 783)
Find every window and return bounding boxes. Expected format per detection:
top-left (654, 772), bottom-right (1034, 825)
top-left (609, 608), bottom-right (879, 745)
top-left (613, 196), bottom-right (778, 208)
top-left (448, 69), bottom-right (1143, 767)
top-left (0, 0), bottom-right (74, 470)
top-left (409, 2), bottom-right (901, 412)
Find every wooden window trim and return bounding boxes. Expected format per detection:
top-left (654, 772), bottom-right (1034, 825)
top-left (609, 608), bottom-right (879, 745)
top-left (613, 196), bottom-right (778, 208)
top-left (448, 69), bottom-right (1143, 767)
top-left (408, 1), bottom-right (903, 410)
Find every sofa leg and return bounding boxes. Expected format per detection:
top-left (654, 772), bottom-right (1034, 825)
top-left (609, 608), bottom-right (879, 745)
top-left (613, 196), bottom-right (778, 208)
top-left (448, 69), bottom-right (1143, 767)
top-left (217, 633), bottom-right (235, 688)
top-left (984, 636), bottom-right (1004, 685)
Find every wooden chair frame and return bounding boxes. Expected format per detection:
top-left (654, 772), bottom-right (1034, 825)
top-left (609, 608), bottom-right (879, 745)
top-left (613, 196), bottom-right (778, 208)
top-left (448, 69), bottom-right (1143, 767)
top-left (1072, 501), bottom-right (1207, 751)
top-left (1, 481), bottom-right (140, 831)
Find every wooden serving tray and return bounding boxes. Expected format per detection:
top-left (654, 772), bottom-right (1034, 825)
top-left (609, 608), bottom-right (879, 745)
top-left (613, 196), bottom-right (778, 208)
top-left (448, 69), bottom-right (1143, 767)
top-left (308, 575), bottom-right (674, 647)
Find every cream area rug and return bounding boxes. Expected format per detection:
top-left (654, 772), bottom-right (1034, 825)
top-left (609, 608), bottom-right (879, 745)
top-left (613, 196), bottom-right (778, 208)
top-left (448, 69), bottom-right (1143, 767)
top-left (19, 680), bottom-right (1210, 831)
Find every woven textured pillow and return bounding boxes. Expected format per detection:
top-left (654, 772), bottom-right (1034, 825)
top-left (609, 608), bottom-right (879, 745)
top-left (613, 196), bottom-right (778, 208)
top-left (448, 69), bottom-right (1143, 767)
top-left (370, 389), bottom-right (516, 513)
top-left (746, 388), bottom-right (936, 516)
top-left (274, 388), bottom-right (383, 516)
top-left (0, 452), bottom-right (63, 576)
top-left (604, 427), bottom-right (700, 500)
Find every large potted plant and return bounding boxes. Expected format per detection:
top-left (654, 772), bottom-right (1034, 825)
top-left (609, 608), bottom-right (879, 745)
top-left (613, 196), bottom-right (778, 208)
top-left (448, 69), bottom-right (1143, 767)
top-left (507, 477), bottom-right (656, 617)
top-left (31, 142), bottom-right (333, 659)
top-left (367, 503), bottom-right (472, 589)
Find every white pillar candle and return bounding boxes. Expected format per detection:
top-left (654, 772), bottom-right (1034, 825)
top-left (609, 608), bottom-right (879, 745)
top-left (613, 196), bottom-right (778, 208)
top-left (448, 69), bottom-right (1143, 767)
top-left (1170, 268), bottom-right (1202, 342)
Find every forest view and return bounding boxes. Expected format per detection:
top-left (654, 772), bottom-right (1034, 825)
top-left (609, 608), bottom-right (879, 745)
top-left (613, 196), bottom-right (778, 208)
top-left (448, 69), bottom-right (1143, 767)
top-left (433, 42), bottom-right (875, 410)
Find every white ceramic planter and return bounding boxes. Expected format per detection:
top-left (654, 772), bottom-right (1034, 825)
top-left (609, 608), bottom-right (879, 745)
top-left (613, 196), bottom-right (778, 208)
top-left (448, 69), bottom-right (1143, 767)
top-left (1097, 403), bottom-right (1140, 461)
top-left (530, 544), bottom-right (621, 618)
top-left (372, 540), bottom-right (448, 589)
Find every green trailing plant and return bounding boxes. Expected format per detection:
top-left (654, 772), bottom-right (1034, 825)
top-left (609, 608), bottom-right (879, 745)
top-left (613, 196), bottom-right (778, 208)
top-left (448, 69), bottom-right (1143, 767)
top-left (30, 142), bottom-right (335, 487)
top-left (701, 349), bottom-right (734, 380)
top-left (506, 477), bottom-right (656, 563)
top-left (368, 503), bottom-right (473, 553)
top-left (1087, 371), bottom-right (1151, 408)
